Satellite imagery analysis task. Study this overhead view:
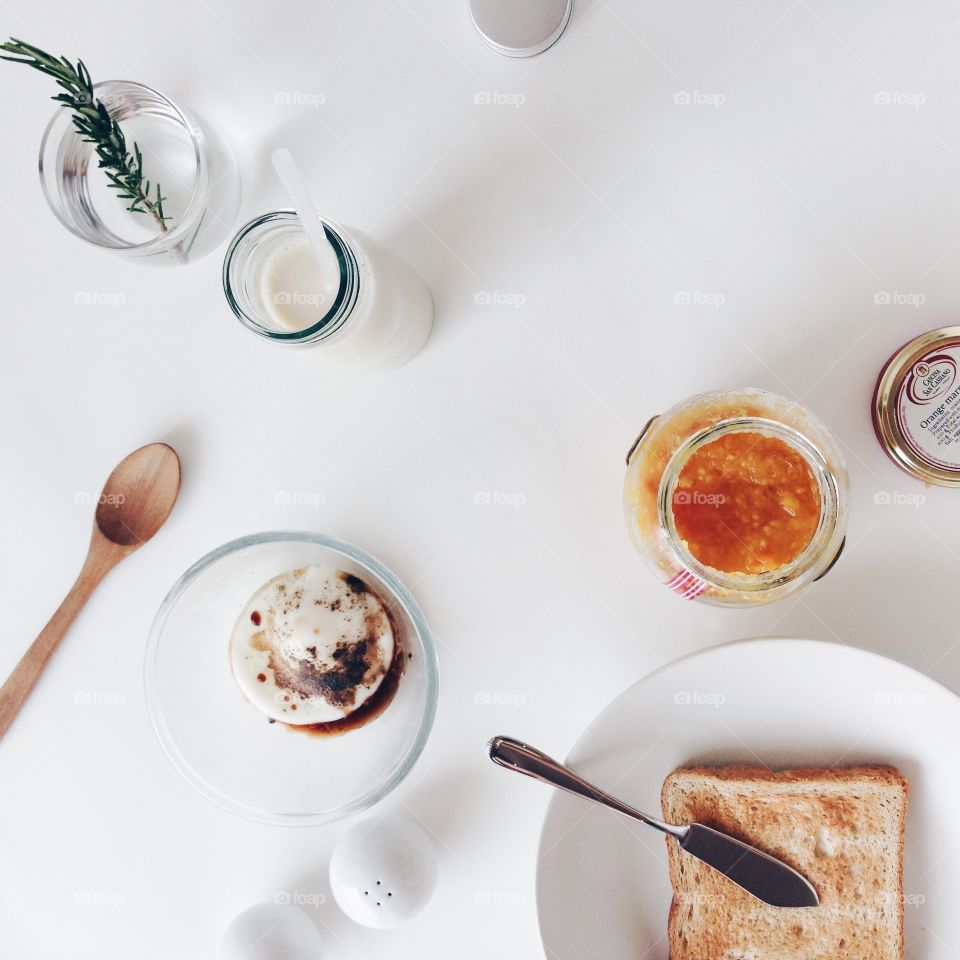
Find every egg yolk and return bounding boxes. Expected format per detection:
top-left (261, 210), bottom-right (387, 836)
top-left (671, 432), bottom-right (821, 574)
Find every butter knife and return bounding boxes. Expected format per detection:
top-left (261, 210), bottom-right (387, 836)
top-left (487, 735), bottom-right (819, 908)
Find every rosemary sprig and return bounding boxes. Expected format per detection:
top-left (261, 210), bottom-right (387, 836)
top-left (1, 38), bottom-right (169, 232)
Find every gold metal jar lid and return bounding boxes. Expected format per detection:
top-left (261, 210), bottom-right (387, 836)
top-left (872, 326), bottom-right (960, 486)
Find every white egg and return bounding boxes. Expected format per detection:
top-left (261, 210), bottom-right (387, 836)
top-left (329, 814), bottom-right (438, 929)
top-left (229, 565), bottom-right (395, 726)
top-left (219, 902), bottom-right (323, 960)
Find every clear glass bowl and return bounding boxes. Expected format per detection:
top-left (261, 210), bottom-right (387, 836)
top-left (145, 532), bottom-right (438, 825)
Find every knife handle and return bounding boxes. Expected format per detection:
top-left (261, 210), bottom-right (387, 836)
top-left (487, 735), bottom-right (687, 840)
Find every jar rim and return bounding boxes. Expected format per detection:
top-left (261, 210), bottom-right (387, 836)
top-left (656, 417), bottom-right (844, 593)
top-left (221, 210), bottom-right (359, 343)
top-left (38, 80), bottom-right (206, 253)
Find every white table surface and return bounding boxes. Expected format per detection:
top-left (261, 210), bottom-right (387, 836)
top-left (2, 0), bottom-right (960, 957)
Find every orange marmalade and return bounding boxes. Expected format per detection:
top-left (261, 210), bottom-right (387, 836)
top-left (623, 389), bottom-right (849, 607)
top-left (629, 394), bottom-right (771, 547)
top-left (671, 432), bottom-right (820, 574)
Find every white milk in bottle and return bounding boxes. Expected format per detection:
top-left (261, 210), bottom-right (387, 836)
top-left (224, 211), bottom-right (433, 368)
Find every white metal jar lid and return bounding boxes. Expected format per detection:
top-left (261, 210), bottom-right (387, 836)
top-left (469, 0), bottom-right (572, 58)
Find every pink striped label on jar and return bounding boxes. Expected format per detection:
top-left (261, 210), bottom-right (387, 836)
top-left (665, 569), bottom-right (708, 601)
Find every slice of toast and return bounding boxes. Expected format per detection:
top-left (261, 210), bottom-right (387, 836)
top-left (661, 765), bottom-right (908, 960)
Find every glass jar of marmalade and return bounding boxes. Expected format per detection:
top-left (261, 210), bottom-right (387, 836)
top-left (623, 388), bottom-right (849, 607)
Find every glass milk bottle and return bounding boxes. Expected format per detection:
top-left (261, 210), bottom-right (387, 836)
top-left (222, 211), bottom-right (434, 368)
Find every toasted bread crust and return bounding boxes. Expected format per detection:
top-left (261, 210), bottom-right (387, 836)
top-left (662, 763), bottom-right (909, 794)
top-left (662, 765), bottom-right (908, 960)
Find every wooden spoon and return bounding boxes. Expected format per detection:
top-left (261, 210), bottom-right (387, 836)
top-left (0, 442), bottom-right (181, 742)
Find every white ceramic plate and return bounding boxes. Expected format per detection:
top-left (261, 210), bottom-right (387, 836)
top-left (536, 638), bottom-right (960, 959)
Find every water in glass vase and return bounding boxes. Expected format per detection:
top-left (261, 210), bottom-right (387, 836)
top-left (80, 110), bottom-right (198, 246)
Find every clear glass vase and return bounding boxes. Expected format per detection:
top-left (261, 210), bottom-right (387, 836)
top-left (39, 80), bottom-right (241, 265)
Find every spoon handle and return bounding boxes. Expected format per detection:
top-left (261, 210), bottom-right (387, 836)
top-left (487, 735), bottom-right (687, 839)
top-left (0, 553), bottom-right (112, 742)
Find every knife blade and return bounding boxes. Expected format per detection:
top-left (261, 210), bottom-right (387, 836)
top-left (679, 822), bottom-right (818, 907)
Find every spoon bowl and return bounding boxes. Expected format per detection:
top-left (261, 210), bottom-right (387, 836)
top-left (94, 443), bottom-right (181, 547)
